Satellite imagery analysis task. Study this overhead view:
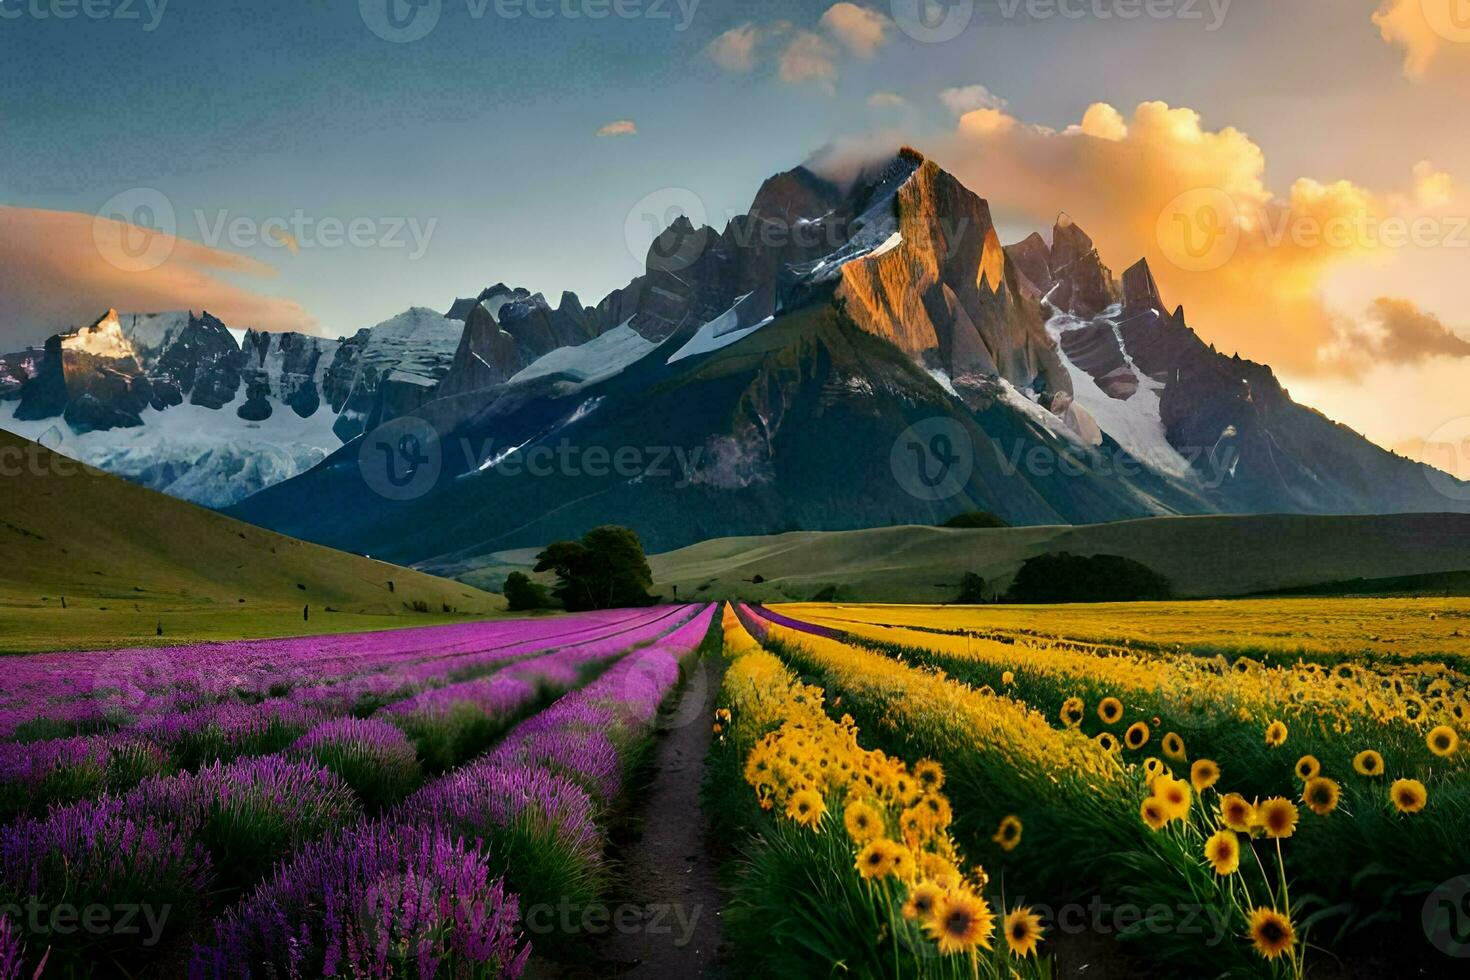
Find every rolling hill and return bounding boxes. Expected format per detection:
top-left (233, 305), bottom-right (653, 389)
top-left (648, 513), bottom-right (1470, 603)
top-left (0, 429), bottom-right (504, 652)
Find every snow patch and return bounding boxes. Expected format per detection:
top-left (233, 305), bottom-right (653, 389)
top-left (667, 294), bottom-right (773, 364)
top-left (508, 322), bottom-right (655, 387)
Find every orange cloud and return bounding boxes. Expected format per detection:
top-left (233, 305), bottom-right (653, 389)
top-left (931, 100), bottom-right (1450, 376)
top-left (0, 206), bottom-right (314, 348)
top-left (779, 30), bottom-right (838, 89)
top-left (597, 119), bottom-right (638, 137)
top-left (1371, 0), bottom-right (1470, 79)
top-left (820, 3), bottom-right (891, 58)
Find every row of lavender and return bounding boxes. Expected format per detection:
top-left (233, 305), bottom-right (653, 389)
top-left (1, 606), bottom-right (693, 817)
top-left (0, 605), bottom-right (716, 977)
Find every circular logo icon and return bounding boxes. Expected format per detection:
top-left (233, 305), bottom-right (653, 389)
top-left (1422, 0), bottom-right (1470, 44)
top-left (358, 416), bottom-right (443, 501)
top-left (890, 417), bottom-right (974, 501)
top-left (1156, 187), bottom-right (1241, 273)
top-left (1419, 416), bottom-right (1470, 502)
top-left (624, 187), bottom-right (710, 274)
top-left (360, 0), bottom-right (442, 43)
top-left (1424, 875), bottom-right (1470, 958)
top-left (890, 0), bottom-right (975, 43)
top-left (91, 649), bottom-right (179, 721)
top-left (93, 188), bottom-right (177, 273)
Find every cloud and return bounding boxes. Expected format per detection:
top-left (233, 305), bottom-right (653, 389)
top-left (927, 99), bottom-right (1452, 377)
top-left (867, 91), bottom-right (909, 109)
top-left (1373, 0), bottom-right (1444, 79)
top-left (706, 22), bottom-right (762, 72)
top-left (938, 84), bottom-right (1007, 116)
top-left (0, 206), bottom-right (314, 349)
top-left (820, 3), bottom-right (892, 58)
top-left (779, 31), bottom-right (839, 89)
top-left (1361, 296), bottom-right (1470, 363)
top-left (597, 119), bottom-right (638, 137)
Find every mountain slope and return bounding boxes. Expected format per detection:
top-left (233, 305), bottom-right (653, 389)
top-left (0, 429), bottom-right (501, 652)
top-left (648, 513), bottom-right (1470, 603)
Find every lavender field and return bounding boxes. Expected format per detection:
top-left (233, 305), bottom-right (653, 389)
top-left (0, 604), bottom-right (717, 977)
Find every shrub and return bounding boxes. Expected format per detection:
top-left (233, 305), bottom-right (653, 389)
top-left (954, 571), bottom-right (988, 604)
top-left (503, 572), bottom-right (551, 612)
top-left (290, 718), bottom-right (424, 811)
top-left (1005, 552), bottom-right (1173, 603)
top-left (941, 510), bottom-right (1008, 529)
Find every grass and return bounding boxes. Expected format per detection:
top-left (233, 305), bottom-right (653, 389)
top-left (650, 513), bottom-right (1470, 603)
top-left (0, 429), bottom-right (511, 653)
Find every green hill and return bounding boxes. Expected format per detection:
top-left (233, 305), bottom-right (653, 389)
top-left (650, 513), bottom-right (1470, 604)
top-left (0, 430), bottom-right (505, 653)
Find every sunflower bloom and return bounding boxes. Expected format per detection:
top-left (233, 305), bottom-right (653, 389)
top-left (1248, 908), bottom-right (1296, 960)
top-left (1154, 775), bottom-right (1192, 821)
top-left (1096, 732), bottom-right (1121, 754)
top-left (1204, 829), bottom-right (1240, 875)
top-left (1004, 906), bottom-right (1045, 958)
top-left (1302, 776), bottom-right (1340, 816)
top-left (1259, 797), bottom-right (1299, 838)
top-left (926, 891), bottom-right (995, 955)
top-left (1353, 750), bottom-right (1385, 777)
top-left (844, 801), bottom-right (883, 843)
top-left (1162, 732), bottom-right (1186, 761)
top-left (1000, 670), bottom-right (1015, 686)
top-left (1190, 758), bottom-right (1220, 792)
top-left (993, 815), bottom-right (1022, 852)
top-left (1391, 778), bottom-right (1428, 814)
top-left (1427, 725), bottom-right (1459, 758)
top-left (1295, 755), bottom-right (1320, 781)
top-left (786, 789), bottom-right (825, 829)
top-left (1060, 697), bottom-right (1085, 728)
top-left (1140, 796), bottom-right (1169, 831)
top-left (856, 839), bottom-right (897, 879)
top-left (903, 882), bottom-right (944, 924)
top-left (1219, 793), bottom-right (1255, 832)
top-left (1265, 720), bottom-right (1288, 747)
top-left (1098, 697), bottom-right (1124, 724)
top-left (1124, 721), bottom-right (1150, 750)
top-left (914, 759), bottom-right (945, 792)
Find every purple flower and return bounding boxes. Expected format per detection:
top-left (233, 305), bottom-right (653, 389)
top-left (0, 914), bottom-right (23, 980)
top-left (197, 822), bottom-right (530, 979)
top-left (290, 718), bottom-right (424, 810)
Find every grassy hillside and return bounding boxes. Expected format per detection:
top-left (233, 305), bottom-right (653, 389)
top-left (0, 430), bottom-right (505, 653)
top-left (650, 513), bottom-right (1470, 603)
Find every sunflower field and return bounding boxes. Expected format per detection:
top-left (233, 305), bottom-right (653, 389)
top-left (708, 600), bottom-right (1470, 978)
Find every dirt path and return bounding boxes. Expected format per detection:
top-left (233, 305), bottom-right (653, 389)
top-left (596, 650), bottom-right (726, 977)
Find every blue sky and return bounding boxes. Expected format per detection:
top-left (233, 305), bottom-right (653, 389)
top-left (4, 0), bottom-right (1470, 452)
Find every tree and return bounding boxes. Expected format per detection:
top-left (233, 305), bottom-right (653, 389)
top-left (534, 525), bottom-right (655, 611)
top-left (954, 572), bottom-right (987, 604)
top-left (503, 571), bottom-right (551, 611)
top-left (1004, 552), bottom-right (1172, 604)
top-left (942, 511), bottom-right (1008, 529)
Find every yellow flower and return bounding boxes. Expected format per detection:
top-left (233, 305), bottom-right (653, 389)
top-left (926, 891), bottom-right (995, 955)
top-left (1294, 755), bottom-right (1320, 781)
top-left (914, 759), bottom-right (945, 792)
top-left (992, 815), bottom-right (1023, 852)
top-left (1248, 907), bottom-right (1296, 960)
top-left (1003, 906), bottom-right (1045, 958)
top-left (1154, 775), bottom-right (1192, 821)
top-left (891, 844), bottom-right (917, 881)
top-left (1143, 757), bottom-right (1165, 783)
top-left (1353, 749), bottom-right (1385, 777)
top-left (1161, 732), bottom-right (1186, 761)
top-left (1204, 829), bottom-right (1240, 875)
top-left (1391, 778), bottom-right (1428, 814)
top-left (1060, 697), bottom-right (1085, 728)
top-left (1302, 776), bottom-right (1340, 816)
top-left (785, 789), bottom-right (825, 829)
top-left (1427, 725), bottom-right (1459, 757)
top-left (919, 853), bottom-right (960, 889)
top-left (856, 839), bottom-right (898, 879)
top-left (1265, 720), bottom-right (1288, 747)
top-left (1125, 721), bottom-right (1150, 750)
top-left (1096, 732), bottom-right (1121, 754)
top-left (1098, 696), bottom-right (1124, 724)
top-left (1140, 796), bottom-right (1169, 831)
top-left (902, 882), bottom-right (944, 924)
top-left (1219, 793), bottom-right (1255, 833)
top-left (1000, 670), bottom-right (1015, 686)
top-left (1190, 758), bottom-right (1220, 792)
top-left (1259, 797), bottom-right (1299, 838)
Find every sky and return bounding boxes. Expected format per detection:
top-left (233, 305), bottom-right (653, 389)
top-left (3, 0), bottom-right (1470, 469)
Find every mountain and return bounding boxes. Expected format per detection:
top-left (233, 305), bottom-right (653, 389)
top-left (0, 307), bottom-right (461, 506)
top-left (0, 429), bottom-right (500, 653)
